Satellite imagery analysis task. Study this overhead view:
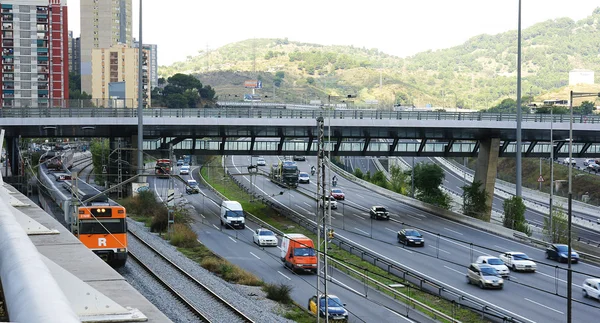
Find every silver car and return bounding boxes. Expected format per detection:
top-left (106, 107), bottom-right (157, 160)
top-left (466, 263), bottom-right (504, 289)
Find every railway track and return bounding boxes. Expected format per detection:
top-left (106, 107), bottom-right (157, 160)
top-left (127, 230), bottom-right (255, 323)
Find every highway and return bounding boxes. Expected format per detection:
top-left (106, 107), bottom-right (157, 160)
top-left (224, 154), bottom-right (600, 323)
top-left (149, 165), bottom-right (429, 323)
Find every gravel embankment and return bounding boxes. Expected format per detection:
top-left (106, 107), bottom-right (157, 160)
top-left (123, 219), bottom-right (295, 323)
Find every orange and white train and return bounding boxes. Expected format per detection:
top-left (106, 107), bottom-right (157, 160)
top-left (38, 150), bottom-right (127, 267)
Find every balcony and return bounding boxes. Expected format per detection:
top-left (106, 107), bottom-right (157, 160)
top-left (37, 75), bottom-right (48, 82)
top-left (2, 48), bottom-right (13, 55)
top-left (2, 65), bottom-right (14, 72)
top-left (2, 23), bottom-right (12, 30)
top-left (2, 31), bottom-right (12, 39)
top-left (3, 75), bottom-right (14, 81)
top-left (2, 93), bottom-right (14, 99)
top-left (36, 18), bottom-right (48, 24)
top-left (2, 8), bottom-right (11, 13)
top-left (2, 14), bottom-right (12, 22)
top-left (37, 67), bottom-right (48, 73)
top-left (37, 84), bottom-right (48, 90)
top-left (37, 60), bottom-right (48, 65)
top-left (2, 58), bottom-right (13, 64)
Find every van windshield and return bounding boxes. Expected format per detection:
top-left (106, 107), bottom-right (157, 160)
top-left (225, 210), bottom-right (244, 218)
top-left (294, 248), bottom-right (316, 257)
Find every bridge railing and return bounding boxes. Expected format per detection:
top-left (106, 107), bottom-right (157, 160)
top-left (1, 106), bottom-right (599, 123)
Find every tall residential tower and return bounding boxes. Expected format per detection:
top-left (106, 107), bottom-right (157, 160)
top-left (80, 0), bottom-right (132, 95)
top-left (0, 0), bottom-right (69, 108)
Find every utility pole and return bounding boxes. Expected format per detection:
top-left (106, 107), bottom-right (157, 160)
top-left (136, 0), bottom-right (144, 179)
top-left (515, 0), bottom-right (523, 197)
top-left (315, 116), bottom-right (329, 323)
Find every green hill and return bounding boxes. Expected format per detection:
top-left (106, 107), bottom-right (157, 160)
top-left (159, 8), bottom-right (600, 109)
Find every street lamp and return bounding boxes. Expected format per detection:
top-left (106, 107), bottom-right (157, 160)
top-left (566, 91), bottom-right (600, 323)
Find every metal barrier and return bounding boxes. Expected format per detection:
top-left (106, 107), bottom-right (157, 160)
top-left (0, 189), bottom-right (79, 323)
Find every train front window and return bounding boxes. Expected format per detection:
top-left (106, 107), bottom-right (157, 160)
top-left (79, 219), bottom-right (126, 234)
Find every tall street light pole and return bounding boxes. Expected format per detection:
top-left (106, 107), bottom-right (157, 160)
top-left (137, 0), bottom-right (144, 176)
top-left (515, 0), bottom-right (523, 197)
top-left (549, 106), bottom-right (553, 240)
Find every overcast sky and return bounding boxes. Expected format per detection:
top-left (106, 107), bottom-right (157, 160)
top-left (67, 0), bottom-right (600, 66)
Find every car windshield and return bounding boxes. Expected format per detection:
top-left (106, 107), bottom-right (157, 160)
top-left (486, 258), bottom-right (504, 265)
top-left (258, 158), bottom-right (265, 162)
top-left (300, 173), bottom-right (308, 177)
top-left (293, 247), bottom-right (316, 257)
top-left (374, 207), bottom-right (386, 212)
top-left (332, 189), bottom-right (342, 193)
top-left (259, 230), bottom-right (274, 236)
top-left (406, 230), bottom-right (421, 237)
top-left (188, 182), bottom-right (198, 187)
top-left (480, 267), bottom-right (498, 276)
top-left (512, 253), bottom-right (529, 260)
top-left (319, 297), bottom-right (343, 308)
top-left (555, 245), bottom-right (569, 252)
top-left (225, 210), bottom-right (244, 218)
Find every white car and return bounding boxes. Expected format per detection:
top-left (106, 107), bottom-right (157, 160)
top-left (583, 278), bottom-right (600, 300)
top-left (475, 256), bottom-right (510, 277)
top-left (253, 228), bottom-right (278, 247)
top-left (499, 252), bottom-right (536, 272)
top-left (180, 165), bottom-right (190, 175)
top-left (256, 157), bottom-right (266, 166)
top-left (319, 196), bottom-right (338, 209)
top-left (583, 159), bottom-right (596, 166)
top-left (563, 158), bottom-right (577, 166)
top-left (298, 172), bottom-right (310, 184)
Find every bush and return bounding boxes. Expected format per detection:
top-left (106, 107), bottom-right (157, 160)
top-left (353, 168), bottom-right (364, 179)
top-left (170, 223), bottom-right (199, 248)
top-left (503, 196), bottom-right (531, 236)
top-left (150, 210), bottom-right (168, 232)
top-left (263, 283), bottom-right (293, 304)
top-left (200, 257), bottom-right (262, 286)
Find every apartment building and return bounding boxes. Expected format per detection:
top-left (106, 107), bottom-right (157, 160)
top-left (133, 39), bottom-right (157, 89)
top-left (80, 0), bottom-right (132, 94)
top-left (68, 30), bottom-right (79, 75)
top-left (91, 44), bottom-right (150, 108)
top-left (0, 0), bottom-right (69, 108)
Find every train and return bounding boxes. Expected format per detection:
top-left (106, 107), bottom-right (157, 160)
top-left (37, 149), bottom-right (127, 267)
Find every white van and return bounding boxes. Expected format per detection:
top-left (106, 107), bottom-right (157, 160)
top-left (220, 201), bottom-right (245, 229)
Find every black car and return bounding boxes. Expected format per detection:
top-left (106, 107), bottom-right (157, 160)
top-left (397, 229), bottom-right (424, 246)
top-left (293, 156), bottom-right (306, 161)
top-left (369, 206), bottom-right (390, 220)
top-left (546, 244), bottom-right (579, 263)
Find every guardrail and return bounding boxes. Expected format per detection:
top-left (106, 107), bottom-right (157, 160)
top-left (221, 165), bottom-right (532, 323)
top-left (1, 106), bottom-right (600, 124)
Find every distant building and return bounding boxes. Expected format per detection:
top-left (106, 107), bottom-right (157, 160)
top-left (91, 44), bottom-right (150, 108)
top-left (569, 69), bottom-right (594, 85)
top-left (133, 39), bottom-right (157, 89)
top-left (71, 36), bottom-right (80, 75)
top-left (0, 0), bottom-right (69, 108)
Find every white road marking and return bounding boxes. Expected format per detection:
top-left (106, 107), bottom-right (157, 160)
top-left (228, 236), bottom-right (237, 243)
top-left (397, 247), bottom-right (413, 254)
top-left (289, 193), bottom-right (295, 198)
top-left (385, 227), bottom-right (397, 233)
top-left (354, 228), bottom-right (369, 235)
top-left (444, 227), bottom-right (464, 236)
top-left (250, 252), bottom-right (260, 260)
top-left (199, 213), bottom-right (206, 218)
top-left (246, 227), bottom-right (255, 233)
top-left (304, 201), bottom-right (313, 208)
top-left (494, 245), bottom-right (504, 250)
top-left (278, 271), bottom-right (291, 280)
top-left (212, 224), bottom-right (220, 230)
top-left (352, 214), bottom-right (365, 220)
top-left (444, 266), bottom-right (464, 275)
top-left (536, 271), bottom-right (578, 287)
top-left (387, 309), bottom-right (415, 323)
top-left (429, 245), bottom-right (451, 254)
top-left (297, 206), bottom-right (310, 214)
top-left (524, 298), bottom-right (564, 314)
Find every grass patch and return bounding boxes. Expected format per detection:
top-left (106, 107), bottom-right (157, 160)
top-left (202, 156), bottom-right (490, 323)
top-left (169, 223), bottom-right (199, 248)
top-left (263, 283), bottom-right (294, 304)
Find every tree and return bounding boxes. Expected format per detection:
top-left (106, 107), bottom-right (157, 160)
top-left (543, 204), bottom-right (570, 244)
top-left (389, 165), bottom-right (409, 194)
top-left (413, 163), bottom-right (451, 209)
top-left (353, 168), bottom-right (363, 179)
top-left (370, 170), bottom-right (389, 189)
top-left (502, 196), bottom-right (531, 236)
top-left (90, 139), bottom-right (109, 186)
top-left (575, 100), bottom-right (596, 115)
top-left (461, 181), bottom-right (488, 219)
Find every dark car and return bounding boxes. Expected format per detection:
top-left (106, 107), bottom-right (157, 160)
top-left (397, 229), bottom-right (424, 246)
top-left (546, 244), bottom-right (579, 263)
top-left (308, 295), bottom-right (348, 322)
top-left (369, 206), bottom-right (390, 220)
top-left (293, 156), bottom-right (306, 161)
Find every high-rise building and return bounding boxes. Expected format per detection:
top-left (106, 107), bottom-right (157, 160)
top-left (68, 30), bottom-right (79, 75)
top-left (91, 44), bottom-right (150, 108)
top-left (80, 0), bottom-right (132, 95)
top-left (133, 39), bottom-right (157, 89)
top-left (0, 0), bottom-right (69, 108)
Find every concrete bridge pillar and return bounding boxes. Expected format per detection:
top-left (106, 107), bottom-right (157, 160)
top-left (4, 136), bottom-right (20, 177)
top-left (473, 138), bottom-right (500, 222)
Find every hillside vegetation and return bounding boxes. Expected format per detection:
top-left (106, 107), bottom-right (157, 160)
top-left (159, 8), bottom-right (600, 109)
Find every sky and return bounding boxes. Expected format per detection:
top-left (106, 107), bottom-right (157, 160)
top-left (66, 0), bottom-right (600, 67)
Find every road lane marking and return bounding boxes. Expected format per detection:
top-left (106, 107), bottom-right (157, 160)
top-left (385, 227), bottom-right (396, 233)
top-left (536, 271), bottom-right (578, 287)
top-left (524, 298), bottom-right (564, 314)
top-left (289, 193), bottom-right (295, 198)
top-left (444, 266), bottom-right (464, 275)
top-left (386, 309), bottom-right (415, 323)
top-left (297, 205), bottom-right (310, 214)
top-left (278, 271), bottom-right (291, 280)
top-left (304, 201), bottom-right (313, 208)
top-left (444, 227), bottom-right (464, 235)
top-left (250, 252), bottom-right (260, 260)
top-left (352, 214), bottom-right (365, 220)
top-left (246, 227), bottom-right (254, 233)
top-left (212, 224), bottom-right (220, 230)
top-left (228, 236), bottom-right (237, 243)
top-left (354, 228), bottom-right (369, 235)
top-left (397, 247), bottom-right (413, 254)
top-left (429, 245), bottom-right (451, 254)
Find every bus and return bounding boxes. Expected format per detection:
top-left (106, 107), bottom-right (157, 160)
top-left (155, 159), bottom-right (172, 178)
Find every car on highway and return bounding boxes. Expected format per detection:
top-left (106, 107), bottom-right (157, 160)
top-left (180, 165), bottom-right (190, 175)
top-left (293, 155), bottom-right (306, 161)
top-left (545, 244), bottom-right (579, 263)
top-left (563, 157), bottom-right (577, 166)
top-left (308, 294), bottom-right (348, 322)
top-left (397, 229), bottom-right (424, 246)
top-left (253, 228), bottom-right (278, 247)
top-left (298, 172), bottom-right (310, 184)
top-left (319, 196), bottom-right (338, 209)
top-left (256, 157), bottom-right (266, 166)
top-left (584, 159), bottom-right (596, 166)
top-left (466, 263), bottom-right (504, 289)
top-left (499, 252), bottom-right (536, 272)
top-left (369, 206), bottom-right (390, 220)
top-left (176, 159), bottom-right (184, 166)
top-left (475, 256), bottom-right (509, 277)
top-left (186, 179), bottom-right (200, 194)
top-left (587, 163), bottom-right (600, 173)
top-left (330, 188), bottom-right (345, 200)
top-left (582, 278), bottom-right (600, 300)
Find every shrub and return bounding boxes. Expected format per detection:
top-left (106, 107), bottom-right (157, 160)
top-left (263, 283), bottom-right (293, 304)
top-left (170, 223), bottom-right (198, 248)
top-left (150, 210), bottom-right (168, 232)
top-left (200, 257), bottom-right (262, 286)
top-left (353, 168), bottom-right (363, 179)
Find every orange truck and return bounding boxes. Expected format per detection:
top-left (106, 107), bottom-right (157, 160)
top-left (280, 233), bottom-right (318, 274)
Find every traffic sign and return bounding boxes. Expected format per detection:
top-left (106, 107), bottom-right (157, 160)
top-left (102, 165), bottom-right (107, 174)
top-left (167, 189), bottom-right (175, 207)
top-left (537, 175), bottom-right (544, 182)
